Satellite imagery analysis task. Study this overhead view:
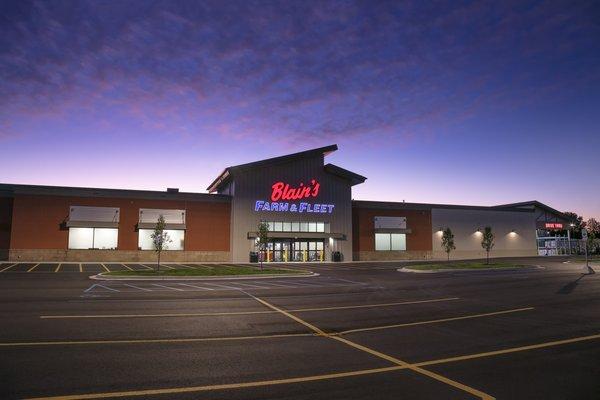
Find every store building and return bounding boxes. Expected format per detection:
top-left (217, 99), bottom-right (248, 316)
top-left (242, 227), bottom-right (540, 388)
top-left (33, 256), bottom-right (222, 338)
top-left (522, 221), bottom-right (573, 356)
top-left (0, 144), bottom-right (571, 262)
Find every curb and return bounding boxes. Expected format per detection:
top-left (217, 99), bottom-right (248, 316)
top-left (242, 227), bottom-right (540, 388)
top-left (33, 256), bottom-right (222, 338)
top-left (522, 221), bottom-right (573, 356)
top-left (398, 265), bottom-right (544, 274)
top-left (90, 272), bottom-right (319, 281)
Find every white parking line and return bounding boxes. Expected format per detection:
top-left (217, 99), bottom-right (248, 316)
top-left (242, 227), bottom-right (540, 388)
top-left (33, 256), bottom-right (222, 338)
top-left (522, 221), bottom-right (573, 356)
top-left (235, 282), bottom-right (273, 289)
top-left (122, 264), bottom-right (133, 271)
top-left (176, 283), bottom-right (215, 291)
top-left (260, 281), bottom-right (298, 288)
top-left (203, 283), bottom-right (243, 290)
top-left (0, 263), bottom-right (18, 273)
top-left (152, 283), bottom-right (184, 291)
top-left (331, 278), bottom-right (365, 285)
top-left (27, 263), bottom-right (40, 272)
top-left (123, 283), bottom-right (153, 292)
top-left (84, 283), bottom-right (120, 293)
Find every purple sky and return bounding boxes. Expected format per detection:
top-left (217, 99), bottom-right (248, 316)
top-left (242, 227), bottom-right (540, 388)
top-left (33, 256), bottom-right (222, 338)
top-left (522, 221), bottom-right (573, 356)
top-left (1, 1), bottom-right (599, 219)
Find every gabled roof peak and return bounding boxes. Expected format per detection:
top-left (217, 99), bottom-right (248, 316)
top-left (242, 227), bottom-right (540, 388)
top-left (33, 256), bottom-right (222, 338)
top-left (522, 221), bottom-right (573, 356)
top-left (207, 144), bottom-right (338, 192)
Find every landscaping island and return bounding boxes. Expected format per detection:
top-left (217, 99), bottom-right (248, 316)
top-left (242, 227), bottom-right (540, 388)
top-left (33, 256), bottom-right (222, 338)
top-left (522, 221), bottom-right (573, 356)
top-left (402, 261), bottom-right (529, 272)
top-left (105, 264), bottom-right (307, 277)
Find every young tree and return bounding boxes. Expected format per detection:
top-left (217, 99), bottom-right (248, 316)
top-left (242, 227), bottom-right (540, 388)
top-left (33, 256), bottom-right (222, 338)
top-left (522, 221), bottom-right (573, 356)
top-left (586, 218), bottom-right (600, 235)
top-left (441, 228), bottom-right (456, 261)
top-left (564, 211), bottom-right (585, 238)
top-left (257, 221), bottom-right (269, 270)
top-left (481, 226), bottom-right (495, 264)
top-left (150, 215), bottom-right (171, 272)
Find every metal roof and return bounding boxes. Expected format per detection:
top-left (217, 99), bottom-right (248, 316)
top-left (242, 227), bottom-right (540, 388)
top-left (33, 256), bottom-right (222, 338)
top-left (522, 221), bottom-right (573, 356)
top-left (207, 144), bottom-right (346, 192)
top-left (0, 183), bottom-right (231, 203)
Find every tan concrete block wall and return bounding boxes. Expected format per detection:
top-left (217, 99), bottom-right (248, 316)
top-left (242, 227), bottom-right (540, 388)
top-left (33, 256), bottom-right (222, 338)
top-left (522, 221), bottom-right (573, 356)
top-left (353, 250), bottom-right (432, 261)
top-left (8, 249), bottom-right (231, 262)
top-left (431, 249), bottom-right (538, 260)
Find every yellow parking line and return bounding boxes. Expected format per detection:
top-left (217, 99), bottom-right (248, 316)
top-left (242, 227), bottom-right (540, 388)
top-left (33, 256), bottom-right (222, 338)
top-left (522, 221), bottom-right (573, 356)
top-left (21, 332), bottom-right (600, 400)
top-left (416, 332), bottom-right (600, 368)
top-left (294, 297), bottom-right (460, 312)
top-left (249, 294), bottom-right (494, 400)
top-left (101, 263), bottom-right (110, 273)
top-left (41, 310), bottom-right (275, 319)
top-left (0, 263), bottom-right (18, 273)
top-left (38, 297), bottom-right (462, 319)
top-left (27, 263), bottom-right (40, 272)
top-left (0, 332), bottom-right (313, 347)
top-left (79, 263), bottom-right (82, 273)
top-left (24, 365), bottom-right (406, 400)
top-left (122, 264), bottom-right (133, 271)
top-left (54, 264), bottom-right (62, 273)
top-left (336, 307), bottom-right (534, 335)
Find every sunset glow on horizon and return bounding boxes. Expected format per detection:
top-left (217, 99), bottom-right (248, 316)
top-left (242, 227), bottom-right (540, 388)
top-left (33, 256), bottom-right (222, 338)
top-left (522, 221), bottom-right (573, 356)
top-left (1, 1), bottom-right (599, 219)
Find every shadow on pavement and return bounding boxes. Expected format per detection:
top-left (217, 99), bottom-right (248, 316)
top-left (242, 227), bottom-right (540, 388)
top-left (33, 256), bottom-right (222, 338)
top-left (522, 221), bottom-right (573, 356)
top-left (556, 273), bottom-right (594, 294)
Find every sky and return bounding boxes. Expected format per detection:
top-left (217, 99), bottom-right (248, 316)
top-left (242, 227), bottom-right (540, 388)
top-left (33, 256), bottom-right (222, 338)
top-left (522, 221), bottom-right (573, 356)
top-left (1, 0), bottom-right (599, 220)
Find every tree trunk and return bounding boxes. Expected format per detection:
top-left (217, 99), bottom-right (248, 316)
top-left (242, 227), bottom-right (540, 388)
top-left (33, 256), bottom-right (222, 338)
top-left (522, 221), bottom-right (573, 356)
top-left (486, 251), bottom-right (489, 265)
top-left (157, 251), bottom-right (161, 272)
top-left (447, 251), bottom-right (450, 262)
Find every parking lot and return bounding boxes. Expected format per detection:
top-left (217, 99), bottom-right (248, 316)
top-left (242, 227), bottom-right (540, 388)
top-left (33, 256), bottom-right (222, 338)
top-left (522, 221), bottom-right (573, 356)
top-left (1, 257), bottom-right (599, 399)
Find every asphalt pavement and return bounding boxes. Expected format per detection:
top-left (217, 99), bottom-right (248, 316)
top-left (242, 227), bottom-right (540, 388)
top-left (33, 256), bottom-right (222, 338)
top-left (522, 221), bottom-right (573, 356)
top-left (0, 257), bottom-right (599, 400)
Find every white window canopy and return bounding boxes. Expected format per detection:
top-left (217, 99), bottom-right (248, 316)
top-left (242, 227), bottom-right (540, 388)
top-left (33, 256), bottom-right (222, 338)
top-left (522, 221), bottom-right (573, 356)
top-left (138, 208), bottom-right (186, 230)
top-left (66, 206), bottom-right (120, 228)
top-left (374, 216), bottom-right (411, 234)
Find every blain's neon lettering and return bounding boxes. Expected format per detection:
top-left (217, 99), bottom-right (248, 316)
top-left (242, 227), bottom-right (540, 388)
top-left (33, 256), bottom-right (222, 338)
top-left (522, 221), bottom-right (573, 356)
top-left (271, 179), bottom-right (320, 202)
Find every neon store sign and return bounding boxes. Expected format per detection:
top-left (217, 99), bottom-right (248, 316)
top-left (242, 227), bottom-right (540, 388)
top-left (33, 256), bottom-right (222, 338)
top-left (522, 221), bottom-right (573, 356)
top-left (254, 179), bottom-right (335, 214)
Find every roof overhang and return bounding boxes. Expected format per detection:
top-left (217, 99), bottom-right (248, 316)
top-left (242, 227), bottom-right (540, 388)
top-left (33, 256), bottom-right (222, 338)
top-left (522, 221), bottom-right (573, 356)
top-left (207, 144), bottom-right (340, 193)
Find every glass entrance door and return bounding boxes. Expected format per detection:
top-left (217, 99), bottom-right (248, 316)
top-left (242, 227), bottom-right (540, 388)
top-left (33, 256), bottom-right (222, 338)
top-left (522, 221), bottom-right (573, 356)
top-left (291, 240), bottom-right (324, 262)
top-left (265, 240), bottom-right (325, 262)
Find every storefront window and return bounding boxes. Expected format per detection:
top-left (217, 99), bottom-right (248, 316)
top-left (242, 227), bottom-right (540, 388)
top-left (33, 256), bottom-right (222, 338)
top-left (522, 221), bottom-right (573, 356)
top-left (68, 228), bottom-right (118, 250)
top-left (138, 229), bottom-right (185, 250)
top-left (375, 233), bottom-right (406, 251)
top-left (264, 221), bottom-right (330, 233)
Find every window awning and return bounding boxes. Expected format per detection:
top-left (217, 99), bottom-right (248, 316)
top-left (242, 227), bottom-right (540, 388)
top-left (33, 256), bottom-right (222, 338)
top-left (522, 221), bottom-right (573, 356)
top-left (66, 220), bottom-right (119, 228)
top-left (374, 228), bottom-right (412, 234)
top-left (247, 232), bottom-right (346, 240)
top-left (137, 223), bottom-right (186, 230)
top-left (67, 206), bottom-right (119, 228)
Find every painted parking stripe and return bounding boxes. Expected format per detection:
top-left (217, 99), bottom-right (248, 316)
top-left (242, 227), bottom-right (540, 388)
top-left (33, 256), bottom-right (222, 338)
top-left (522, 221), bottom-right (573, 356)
top-left (123, 283), bottom-right (152, 292)
top-left (122, 264), bottom-right (133, 271)
top-left (20, 332), bottom-right (600, 400)
top-left (101, 263), bottom-right (110, 273)
top-left (152, 283), bottom-right (184, 291)
top-left (176, 283), bottom-right (215, 291)
top-left (336, 307), bottom-right (534, 335)
top-left (140, 264), bottom-right (157, 270)
top-left (234, 282), bottom-right (273, 289)
top-left (0, 263), bottom-right (18, 273)
top-left (0, 332), bottom-right (313, 347)
top-left (54, 263), bottom-right (61, 273)
top-left (26, 263), bottom-right (40, 272)
top-left (79, 263), bottom-right (82, 273)
top-left (41, 297), bottom-right (460, 319)
top-left (83, 284), bottom-right (119, 293)
top-left (259, 281), bottom-right (298, 288)
top-left (203, 282), bottom-right (243, 290)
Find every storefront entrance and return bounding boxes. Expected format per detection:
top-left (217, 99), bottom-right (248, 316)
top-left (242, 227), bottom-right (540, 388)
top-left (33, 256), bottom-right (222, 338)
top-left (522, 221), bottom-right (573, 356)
top-left (266, 239), bottom-right (325, 262)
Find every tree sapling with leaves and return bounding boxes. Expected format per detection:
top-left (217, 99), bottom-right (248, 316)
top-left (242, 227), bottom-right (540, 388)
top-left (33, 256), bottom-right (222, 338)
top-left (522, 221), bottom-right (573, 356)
top-left (257, 221), bottom-right (269, 270)
top-left (151, 215), bottom-right (172, 272)
top-left (481, 226), bottom-right (495, 264)
top-left (441, 227), bottom-right (456, 261)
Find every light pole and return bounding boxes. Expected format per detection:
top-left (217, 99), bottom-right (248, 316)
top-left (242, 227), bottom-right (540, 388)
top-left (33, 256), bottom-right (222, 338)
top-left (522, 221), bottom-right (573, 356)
top-left (569, 223), bottom-right (575, 255)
